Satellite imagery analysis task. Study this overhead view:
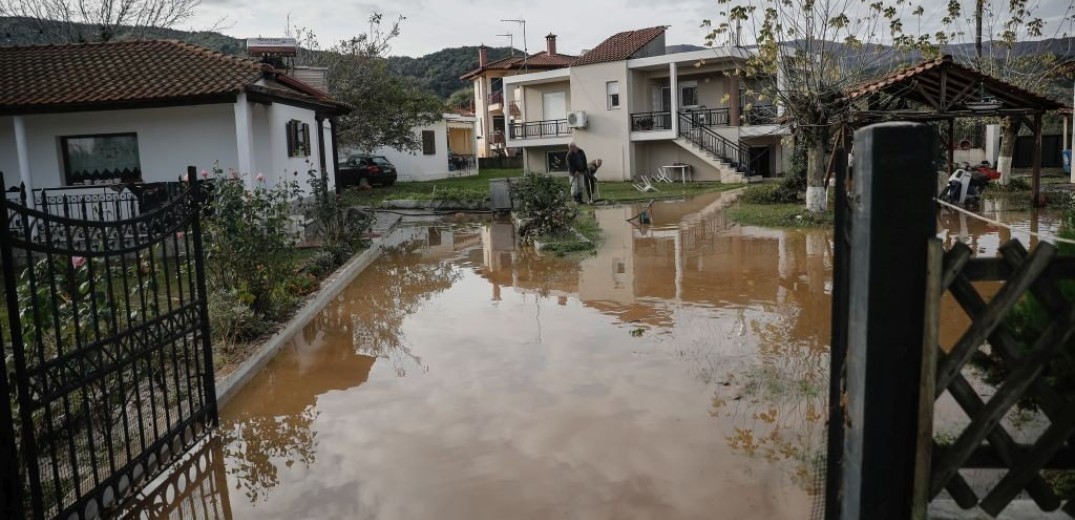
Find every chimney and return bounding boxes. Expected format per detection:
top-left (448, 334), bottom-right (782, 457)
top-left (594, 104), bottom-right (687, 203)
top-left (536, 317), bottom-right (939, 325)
top-left (479, 45), bottom-right (489, 67)
top-left (546, 33), bottom-right (557, 55)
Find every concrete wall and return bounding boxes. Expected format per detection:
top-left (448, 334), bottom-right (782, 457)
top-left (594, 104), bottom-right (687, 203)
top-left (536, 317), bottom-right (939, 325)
top-left (570, 61), bottom-right (632, 181)
top-left (634, 33), bottom-right (666, 59)
top-left (373, 120), bottom-right (449, 182)
top-left (0, 104), bottom-right (237, 190)
top-left (523, 145), bottom-right (570, 174)
top-left (0, 101), bottom-right (334, 194)
top-left (634, 141), bottom-right (725, 181)
top-left (522, 81), bottom-right (572, 121)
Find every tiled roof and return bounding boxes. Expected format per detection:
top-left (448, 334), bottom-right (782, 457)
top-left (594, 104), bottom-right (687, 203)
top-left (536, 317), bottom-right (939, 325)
top-left (459, 51), bottom-right (575, 80)
top-left (846, 55), bottom-right (1065, 111)
top-left (0, 39), bottom-right (345, 113)
top-left (573, 26), bottom-right (667, 66)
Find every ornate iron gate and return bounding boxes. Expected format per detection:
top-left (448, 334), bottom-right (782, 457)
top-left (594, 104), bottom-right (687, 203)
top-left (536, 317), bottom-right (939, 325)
top-left (0, 181), bottom-right (217, 519)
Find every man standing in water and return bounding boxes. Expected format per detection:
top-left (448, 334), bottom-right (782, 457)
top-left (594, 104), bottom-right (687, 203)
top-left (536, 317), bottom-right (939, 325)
top-left (567, 142), bottom-right (588, 204)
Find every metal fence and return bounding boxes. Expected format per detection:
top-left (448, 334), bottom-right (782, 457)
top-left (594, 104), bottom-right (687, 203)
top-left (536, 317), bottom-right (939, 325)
top-left (0, 178), bottom-right (217, 519)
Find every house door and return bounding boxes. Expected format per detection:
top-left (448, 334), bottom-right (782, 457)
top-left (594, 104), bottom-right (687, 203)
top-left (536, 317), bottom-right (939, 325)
top-left (750, 146), bottom-right (772, 177)
top-left (542, 91), bottom-right (567, 120)
top-left (651, 86), bottom-right (671, 112)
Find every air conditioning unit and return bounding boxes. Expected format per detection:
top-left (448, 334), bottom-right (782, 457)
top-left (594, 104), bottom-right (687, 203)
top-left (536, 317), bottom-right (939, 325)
top-left (567, 111), bottom-right (588, 128)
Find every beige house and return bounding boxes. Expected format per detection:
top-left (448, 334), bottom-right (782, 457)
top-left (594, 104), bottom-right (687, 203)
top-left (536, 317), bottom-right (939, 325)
top-left (460, 35), bottom-right (576, 159)
top-left (502, 26), bottom-right (790, 183)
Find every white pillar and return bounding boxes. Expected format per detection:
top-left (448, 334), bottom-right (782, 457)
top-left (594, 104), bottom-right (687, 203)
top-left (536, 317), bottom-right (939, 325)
top-left (669, 62), bottom-right (679, 135)
top-left (233, 92), bottom-right (255, 188)
top-left (12, 115), bottom-right (32, 192)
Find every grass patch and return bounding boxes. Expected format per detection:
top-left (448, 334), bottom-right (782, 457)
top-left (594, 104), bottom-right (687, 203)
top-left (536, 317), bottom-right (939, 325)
top-left (341, 168), bottom-right (744, 208)
top-left (727, 204), bottom-right (834, 229)
top-left (535, 208), bottom-right (602, 256)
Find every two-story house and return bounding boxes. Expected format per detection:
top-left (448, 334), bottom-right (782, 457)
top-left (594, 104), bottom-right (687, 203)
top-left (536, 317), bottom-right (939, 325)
top-left (503, 26), bottom-right (790, 183)
top-left (460, 35), bottom-right (576, 159)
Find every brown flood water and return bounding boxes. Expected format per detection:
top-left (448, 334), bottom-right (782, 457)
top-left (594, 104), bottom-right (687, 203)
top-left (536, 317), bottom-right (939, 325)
top-left (153, 192), bottom-right (1059, 519)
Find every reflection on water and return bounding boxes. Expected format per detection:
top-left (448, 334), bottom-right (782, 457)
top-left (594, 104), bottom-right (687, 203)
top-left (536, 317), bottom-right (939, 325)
top-left (198, 191), bottom-right (836, 519)
top-left (156, 192), bottom-right (1053, 519)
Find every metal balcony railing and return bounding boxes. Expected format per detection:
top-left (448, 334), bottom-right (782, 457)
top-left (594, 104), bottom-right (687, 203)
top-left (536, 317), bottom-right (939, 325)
top-left (509, 119), bottom-right (570, 140)
top-left (489, 90), bottom-right (504, 106)
top-left (630, 111), bottom-right (673, 131)
top-left (745, 104), bottom-right (778, 125)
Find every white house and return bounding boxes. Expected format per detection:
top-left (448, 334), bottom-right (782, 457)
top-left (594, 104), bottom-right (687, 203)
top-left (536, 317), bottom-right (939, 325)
top-left (0, 39), bottom-right (350, 199)
top-left (501, 26), bottom-right (791, 184)
top-left (370, 112), bottom-right (479, 182)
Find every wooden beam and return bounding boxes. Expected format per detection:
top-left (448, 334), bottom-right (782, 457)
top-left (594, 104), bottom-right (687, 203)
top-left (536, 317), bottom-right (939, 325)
top-left (914, 83), bottom-right (941, 109)
top-left (944, 81), bottom-right (978, 111)
top-left (948, 119), bottom-right (955, 174)
top-left (940, 68), bottom-right (948, 112)
top-left (1033, 111), bottom-right (1044, 207)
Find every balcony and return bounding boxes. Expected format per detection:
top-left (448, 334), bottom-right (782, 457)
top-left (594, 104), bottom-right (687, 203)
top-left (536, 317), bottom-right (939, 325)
top-left (630, 111), bottom-right (672, 131)
top-left (509, 119), bottom-right (570, 140)
top-left (488, 90), bottom-right (504, 112)
top-left (684, 108), bottom-right (731, 126)
top-left (745, 104), bottom-right (778, 125)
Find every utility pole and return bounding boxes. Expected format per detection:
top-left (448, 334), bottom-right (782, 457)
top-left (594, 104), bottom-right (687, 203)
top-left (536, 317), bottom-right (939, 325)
top-left (501, 18), bottom-right (528, 71)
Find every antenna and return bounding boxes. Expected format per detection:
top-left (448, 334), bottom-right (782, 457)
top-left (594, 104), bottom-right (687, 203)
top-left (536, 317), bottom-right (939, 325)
top-left (501, 18), bottom-right (528, 71)
top-left (497, 33), bottom-right (515, 56)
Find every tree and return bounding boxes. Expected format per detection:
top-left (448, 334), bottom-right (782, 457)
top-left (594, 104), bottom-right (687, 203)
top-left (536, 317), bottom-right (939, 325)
top-left (705, 0), bottom-right (929, 211)
top-left (447, 86), bottom-right (474, 113)
top-left (293, 15), bottom-right (445, 154)
top-left (0, 0), bottom-right (201, 42)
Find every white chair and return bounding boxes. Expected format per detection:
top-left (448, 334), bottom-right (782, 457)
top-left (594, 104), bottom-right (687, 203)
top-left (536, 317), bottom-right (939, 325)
top-left (653, 168), bottom-right (674, 183)
top-left (632, 175), bottom-right (659, 193)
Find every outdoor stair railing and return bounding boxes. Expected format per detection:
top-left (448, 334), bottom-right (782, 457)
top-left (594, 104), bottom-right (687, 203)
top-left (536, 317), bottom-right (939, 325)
top-left (677, 112), bottom-right (752, 174)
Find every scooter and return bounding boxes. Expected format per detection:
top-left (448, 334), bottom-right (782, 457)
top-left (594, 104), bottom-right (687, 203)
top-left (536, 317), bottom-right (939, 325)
top-left (941, 162), bottom-right (991, 208)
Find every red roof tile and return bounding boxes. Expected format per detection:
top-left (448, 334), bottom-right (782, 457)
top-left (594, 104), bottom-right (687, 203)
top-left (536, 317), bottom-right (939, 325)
top-left (0, 39), bottom-right (344, 113)
top-left (573, 26), bottom-right (667, 66)
top-left (459, 51), bottom-right (575, 80)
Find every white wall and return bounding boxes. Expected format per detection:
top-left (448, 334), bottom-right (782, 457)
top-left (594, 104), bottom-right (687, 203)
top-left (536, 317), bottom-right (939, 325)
top-left (523, 81), bottom-right (572, 121)
top-left (265, 102), bottom-right (324, 194)
top-left (570, 61), bottom-right (633, 181)
top-left (524, 145), bottom-right (570, 174)
top-left (374, 121), bottom-right (450, 182)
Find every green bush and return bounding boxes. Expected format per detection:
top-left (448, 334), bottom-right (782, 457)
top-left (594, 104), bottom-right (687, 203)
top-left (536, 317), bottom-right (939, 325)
top-left (741, 184), bottom-right (800, 204)
top-left (510, 171), bottom-right (578, 242)
top-left (303, 168), bottom-right (371, 252)
top-left (208, 289), bottom-right (268, 345)
top-left (305, 249), bottom-right (340, 278)
top-left (985, 176), bottom-right (1032, 192)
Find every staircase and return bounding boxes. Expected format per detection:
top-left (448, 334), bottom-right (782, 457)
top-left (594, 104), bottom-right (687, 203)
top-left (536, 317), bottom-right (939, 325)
top-left (674, 112), bottom-right (760, 184)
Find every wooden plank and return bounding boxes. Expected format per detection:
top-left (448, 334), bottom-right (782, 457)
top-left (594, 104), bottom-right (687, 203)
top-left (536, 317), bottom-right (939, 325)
top-left (1032, 112), bottom-right (1044, 207)
top-left (914, 239), bottom-right (942, 520)
top-left (931, 298), bottom-right (1075, 498)
top-left (980, 400), bottom-right (1075, 515)
top-left (942, 470), bottom-right (980, 509)
top-left (935, 242), bottom-right (1057, 398)
top-left (944, 372), bottom-right (1060, 510)
top-left (934, 444), bottom-right (1075, 469)
top-left (941, 243), bottom-right (973, 290)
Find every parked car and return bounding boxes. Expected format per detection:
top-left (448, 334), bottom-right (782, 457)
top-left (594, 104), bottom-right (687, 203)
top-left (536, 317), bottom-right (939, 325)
top-left (337, 154), bottom-right (398, 188)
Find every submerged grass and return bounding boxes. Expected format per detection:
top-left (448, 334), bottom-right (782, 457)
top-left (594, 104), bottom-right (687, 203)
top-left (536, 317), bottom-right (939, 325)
top-left (727, 204), bottom-right (834, 229)
top-left (536, 207), bottom-right (602, 256)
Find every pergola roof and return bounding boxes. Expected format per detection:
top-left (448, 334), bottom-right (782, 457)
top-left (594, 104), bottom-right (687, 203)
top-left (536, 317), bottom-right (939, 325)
top-left (846, 55), bottom-right (1065, 120)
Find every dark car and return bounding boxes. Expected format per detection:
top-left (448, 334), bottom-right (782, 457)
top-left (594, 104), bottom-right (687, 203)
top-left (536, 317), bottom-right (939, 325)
top-left (337, 154), bottom-right (398, 188)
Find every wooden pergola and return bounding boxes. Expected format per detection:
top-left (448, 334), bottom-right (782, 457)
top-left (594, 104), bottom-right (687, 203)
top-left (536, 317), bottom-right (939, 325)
top-left (844, 55), bottom-right (1067, 206)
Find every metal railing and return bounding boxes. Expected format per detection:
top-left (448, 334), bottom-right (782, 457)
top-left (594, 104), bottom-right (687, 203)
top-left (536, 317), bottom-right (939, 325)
top-left (745, 104), bottom-right (778, 125)
top-left (509, 119), bottom-right (570, 140)
top-left (677, 112), bottom-right (752, 174)
top-left (489, 90), bottom-right (504, 106)
top-left (630, 111), bottom-right (673, 131)
top-left (684, 108), bottom-right (731, 126)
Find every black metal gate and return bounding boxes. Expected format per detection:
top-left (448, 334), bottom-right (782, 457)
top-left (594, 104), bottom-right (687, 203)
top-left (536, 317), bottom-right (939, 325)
top-left (0, 181), bottom-right (217, 519)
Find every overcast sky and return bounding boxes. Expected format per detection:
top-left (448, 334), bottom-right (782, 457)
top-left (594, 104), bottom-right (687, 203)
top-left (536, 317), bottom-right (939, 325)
top-left (188, 0), bottom-right (1075, 58)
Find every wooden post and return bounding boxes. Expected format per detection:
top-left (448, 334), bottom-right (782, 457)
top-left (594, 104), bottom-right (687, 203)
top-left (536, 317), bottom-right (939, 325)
top-left (825, 147), bottom-right (850, 520)
top-left (948, 119), bottom-right (955, 175)
top-left (1032, 112), bottom-right (1044, 207)
top-left (842, 122), bottom-right (937, 520)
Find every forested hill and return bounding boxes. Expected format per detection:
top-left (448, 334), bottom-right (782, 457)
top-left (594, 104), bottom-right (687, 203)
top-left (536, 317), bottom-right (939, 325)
top-left (387, 46), bottom-right (516, 98)
top-left (0, 17), bottom-right (514, 99)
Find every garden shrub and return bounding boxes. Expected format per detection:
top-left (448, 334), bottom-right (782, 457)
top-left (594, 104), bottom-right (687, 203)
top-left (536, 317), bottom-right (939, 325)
top-left (511, 171), bottom-right (578, 242)
top-left (207, 289), bottom-right (267, 347)
top-left (303, 168), bottom-right (372, 254)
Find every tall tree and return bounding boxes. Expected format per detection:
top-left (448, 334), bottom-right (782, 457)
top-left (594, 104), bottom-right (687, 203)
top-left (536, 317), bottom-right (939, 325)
top-left (293, 15), bottom-right (445, 154)
top-left (0, 0), bottom-right (201, 42)
top-left (705, 0), bottom-right (929, 211)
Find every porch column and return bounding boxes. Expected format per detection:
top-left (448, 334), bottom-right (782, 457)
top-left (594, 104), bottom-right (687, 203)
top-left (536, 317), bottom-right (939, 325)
top-left (669, 62), bottom-right (679, 135)
top-left (233, 92), bottom-right (255, 189)
top-left (728, 76), bottom-right (741, 126)
top-left (1032, 111), bottom-right (1043, 207)
top-left (12, 115), bottom-right (32, 192)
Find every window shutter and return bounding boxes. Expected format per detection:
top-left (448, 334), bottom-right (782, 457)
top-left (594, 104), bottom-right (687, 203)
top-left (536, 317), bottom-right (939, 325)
top-left (422, 130), bottom-right (436, 155)
top-left (286, 120), bottom-right (296, 157)
top-left (302, 124), bottom-right (311, 156)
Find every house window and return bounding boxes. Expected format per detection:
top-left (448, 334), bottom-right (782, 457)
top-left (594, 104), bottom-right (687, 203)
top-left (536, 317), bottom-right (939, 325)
top-left (607, 81), bottom-right (620, 110)
top-left (680, 82), bottom-right (699, 108)
top-left (287, 119), bottom-right (311, 157)
top-left (547, 150), bottom-right (567, 172)
top-left (60, 133), bottom-right (142, 185)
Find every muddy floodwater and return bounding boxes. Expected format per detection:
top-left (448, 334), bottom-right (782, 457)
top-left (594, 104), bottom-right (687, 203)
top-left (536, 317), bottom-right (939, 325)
top-left (158, 192), bottom-right (1060, 519)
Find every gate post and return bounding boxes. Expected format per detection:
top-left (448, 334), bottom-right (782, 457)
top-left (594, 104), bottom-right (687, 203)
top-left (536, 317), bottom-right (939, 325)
top-left (841, 123), bottom-right (937, 520)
